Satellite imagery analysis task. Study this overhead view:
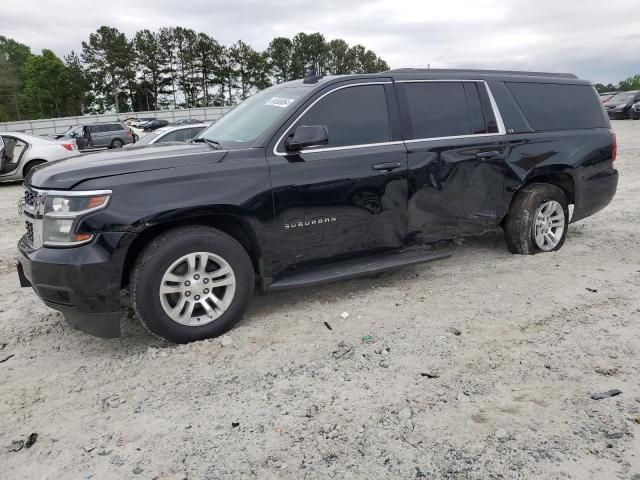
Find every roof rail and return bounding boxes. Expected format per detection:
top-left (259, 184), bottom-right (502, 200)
top-left (386, 68), bottom-right (578, 79)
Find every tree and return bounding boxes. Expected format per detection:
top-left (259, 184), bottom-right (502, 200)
top-left (0, 36), bottom-right (32, 121)
top-left (23, 49), bottom-right (82, 118)
top-left (81, 26), bottom-right (136, 113)
top-left (135, 29), bottom-right (169, 110)
top-left (173, 27), bottom-right (199, 107)
top-left (194, 33), bottom-right (223, 106)
top-left (267, 37), bottom-right (293, 83)
top-left (291, 32), bottom-right (328, 77)
top-left (594, 83), bottom-right (617, 93)
top-left (64, 51), bottom-right (89, 114)
top-left (619, 75), bottom-right (640, 91)
top-left (326, 39), bottom-right (352, 75)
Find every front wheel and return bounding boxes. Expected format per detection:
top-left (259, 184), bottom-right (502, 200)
top-left (131, 226), bottom-right (255, 343)
top-left (504, 183), bottom-right (569, 255)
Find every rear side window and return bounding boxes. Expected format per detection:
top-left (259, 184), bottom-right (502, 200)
top-left (402, 82), bottom-right (472, 139)
top-left (160, 129), bottom-right (188, 143)
top-left (506, 82), bottom-right (608, 131)
top-left (291, 84), bottom-right (391, 148)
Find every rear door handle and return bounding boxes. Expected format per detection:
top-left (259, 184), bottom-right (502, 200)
top-left (475, 150), bottom-right (501, 159)
top-left (372, 161), bottom-right (402, 172)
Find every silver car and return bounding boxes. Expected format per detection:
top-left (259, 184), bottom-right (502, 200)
top-left (130, 123), bottom-right (210, 146)
top-left (0, 132), bottom-right (81, 182)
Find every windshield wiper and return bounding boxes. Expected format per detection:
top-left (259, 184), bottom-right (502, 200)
top-left (192, 137), bottom-right (222, 149)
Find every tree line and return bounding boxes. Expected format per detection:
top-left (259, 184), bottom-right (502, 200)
top-left (0, 28), bottom-right (389, 122)
top-left (595, 76), bottom-right (640, 93)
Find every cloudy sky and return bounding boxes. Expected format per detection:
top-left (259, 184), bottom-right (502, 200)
top-left (3, 0), bottom-right (638, 84)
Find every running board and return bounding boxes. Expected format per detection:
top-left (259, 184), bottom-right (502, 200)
top-left (265, 246), bottom-right (451, 291)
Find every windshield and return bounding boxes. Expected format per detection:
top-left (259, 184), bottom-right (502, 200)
top-left (609, 92), bottom-right (636, 103)
top-left (198, 85), bottom-right (310, 148)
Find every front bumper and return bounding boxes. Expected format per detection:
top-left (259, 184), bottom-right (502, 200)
top-left (17, 232), bottom-right (136, 338)
top-left (607, 110), bottom-right (628, 120)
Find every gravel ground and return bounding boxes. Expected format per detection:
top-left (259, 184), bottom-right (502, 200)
top-left (1, 121), bottom-right (639, 480)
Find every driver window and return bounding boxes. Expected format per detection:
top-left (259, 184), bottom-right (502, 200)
top-left (288, 84), bottom-right (391, 149)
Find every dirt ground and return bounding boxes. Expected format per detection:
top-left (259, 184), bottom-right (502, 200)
top-left (1, 121), bottom-right (639, 480)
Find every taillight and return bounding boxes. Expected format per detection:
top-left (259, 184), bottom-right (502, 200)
top-left (611, 130), bottom-right (617, 162)
top-left (127, 129), bottom-right (132, 136)
top-left (61, 143), bottom-right (74, 151)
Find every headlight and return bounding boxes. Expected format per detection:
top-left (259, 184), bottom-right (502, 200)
top-left (41, 191), bottom-right (111, 246)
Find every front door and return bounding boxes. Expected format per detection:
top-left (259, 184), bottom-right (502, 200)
top-left (396, 80), bottom-right (507, 242)
top-left (265, 80), bottom-right (408, 272)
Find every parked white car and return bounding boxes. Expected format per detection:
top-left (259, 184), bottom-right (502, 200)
top-left (0, 132), bottom-right (80, 182)
top-left (129, 123), bottom-right (210, 146)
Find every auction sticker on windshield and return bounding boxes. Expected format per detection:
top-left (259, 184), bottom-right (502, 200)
top-left (265, 97), bottom-right (296, 108)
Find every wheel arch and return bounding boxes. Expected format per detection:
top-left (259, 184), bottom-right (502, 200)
top-left (501, 167), bottom-right (576, 225)
top-left (121, 213), bottom-right (263, 289)
top-left (522, 170), bottom-right (575, 204)
top-left (22, 159), bottom-right (47, 178)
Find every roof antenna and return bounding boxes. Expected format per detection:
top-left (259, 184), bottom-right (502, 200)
top-left (303, 68), bottom-right (323, 84)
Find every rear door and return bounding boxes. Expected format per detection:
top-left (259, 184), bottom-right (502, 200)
top-left (91, 125), bottom-right (109, 147)
top-left (265, 79), bottom-right (408, 270)
top-left (397, 80), bottom-right (507, 242)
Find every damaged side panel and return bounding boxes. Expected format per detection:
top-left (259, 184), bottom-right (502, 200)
top-left (407, 136), bottom-right (507, 243)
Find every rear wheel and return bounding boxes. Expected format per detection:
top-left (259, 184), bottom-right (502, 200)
top-left (131, 226), bottom-right (254, 343)
top-left (133, 134), bottom-right (139, 142)
top-left (111, 138), bottom-right (124, 149)
top-left (22, 160), bottom-right (46, 180)
top-left (504, 183), bottom-right (569, 255)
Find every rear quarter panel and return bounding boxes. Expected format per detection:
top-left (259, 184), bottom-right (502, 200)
top-left (502, 128), bottom-right (616, 222)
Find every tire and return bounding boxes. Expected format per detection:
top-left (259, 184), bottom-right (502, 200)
top-left (504, 183), bottom-right (569, 255)
top-left (111, 138), bottom-right (124, 149)
top-left (22, 160), bottom-right (46, 180)
top-left (131, 226), bottom-right (254, 343)
top-left (133, 134), bottom-right (139, 142)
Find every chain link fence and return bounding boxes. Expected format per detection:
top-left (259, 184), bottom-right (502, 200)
top-left (0, 106), bottom-right (233, 136)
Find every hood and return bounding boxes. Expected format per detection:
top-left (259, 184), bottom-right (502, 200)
top-left (29, 143), bottom-right (228, 190)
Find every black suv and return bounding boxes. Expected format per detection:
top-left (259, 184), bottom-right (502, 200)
top-left (17, 69), bottom-right (618, 343)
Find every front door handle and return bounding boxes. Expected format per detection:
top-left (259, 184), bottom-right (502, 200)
top-left (475, 150), bottom-right (501, 159)
top-left (372, 161), bottom-right (402, 172)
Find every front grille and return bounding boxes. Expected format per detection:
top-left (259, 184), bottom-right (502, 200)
top-left (24, 188), bottom-right (37, 208)
top-left (25, 220), bottom-right (34, 245)
top-left (21, 186), bottom-right (41, 248)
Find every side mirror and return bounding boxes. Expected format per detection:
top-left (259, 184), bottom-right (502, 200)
top-left (285, 125), bottom-right (329, 151)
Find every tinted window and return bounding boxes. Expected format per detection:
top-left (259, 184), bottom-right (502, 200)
top-left (463, 83), bottom-right (487, 134)
top-left (477, 85), bottom-right (499, 133)
top-left (403, 82), bottom-right (472, 139)
top-left (506, 82), bottom-right (608, 131)
top-left (292, 84), bottom-right (391, 148)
